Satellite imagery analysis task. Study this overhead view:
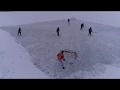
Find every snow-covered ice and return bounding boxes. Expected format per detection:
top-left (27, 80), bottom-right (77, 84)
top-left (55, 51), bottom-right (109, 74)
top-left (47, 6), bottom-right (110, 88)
top-left (1, 19), bottom-right (120, 79)
top-left (95, 65), bottom-right (120, 79)
top-left (0, 29), bottom-right (49, 79)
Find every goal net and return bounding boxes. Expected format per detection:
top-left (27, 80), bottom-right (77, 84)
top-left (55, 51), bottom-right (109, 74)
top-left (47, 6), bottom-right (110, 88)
top-left (62, 49), bottom-right (77, 60)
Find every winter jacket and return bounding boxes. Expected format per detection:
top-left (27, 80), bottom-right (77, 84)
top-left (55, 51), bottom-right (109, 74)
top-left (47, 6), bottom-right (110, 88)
top-left (18, 28), bottom-right (21, 32)
top-left (57, 53), bottom-right (64, 60)
top-left (56, 28), bottom-right (59, 32)
top-left (89, 28), bottom-right (92, 32)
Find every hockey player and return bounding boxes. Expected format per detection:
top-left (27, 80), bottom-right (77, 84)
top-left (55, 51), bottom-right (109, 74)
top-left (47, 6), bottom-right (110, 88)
top-left (18, 27), bottom-right (22, 36)
top-left (57, 50), bottom-right (65, 69)
top-left (88, 27), bottom-right (92, 36)
top-left (68, 18), bottom-right (70, 25)
top-left (80, 23), bottom-right (84, 30)
top-left (56, 27), bottom-right (60, 36)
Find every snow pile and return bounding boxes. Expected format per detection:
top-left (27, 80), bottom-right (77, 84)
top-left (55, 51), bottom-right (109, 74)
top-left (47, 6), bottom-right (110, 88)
top-left (0, 30), bottom-right (49, 79)
top-left (1, 19), bottom-right (120, 78)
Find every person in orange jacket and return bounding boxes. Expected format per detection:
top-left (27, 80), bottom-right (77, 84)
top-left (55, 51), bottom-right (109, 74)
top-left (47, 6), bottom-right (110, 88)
top-left (57, 50), bottom-right (65, 69)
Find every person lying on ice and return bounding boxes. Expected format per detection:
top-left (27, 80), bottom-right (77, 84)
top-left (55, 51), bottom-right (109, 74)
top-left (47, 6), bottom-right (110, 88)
top-left (57, 50), bottom-right (65, 69)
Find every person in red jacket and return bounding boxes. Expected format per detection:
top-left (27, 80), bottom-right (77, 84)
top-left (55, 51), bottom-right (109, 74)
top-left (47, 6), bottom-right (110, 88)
top-left (57, 50), bottom-right (65, 69)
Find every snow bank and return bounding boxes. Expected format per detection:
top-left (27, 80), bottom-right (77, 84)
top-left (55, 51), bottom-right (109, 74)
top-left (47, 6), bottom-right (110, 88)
top-left (0, 29), bottom-right (49, 79)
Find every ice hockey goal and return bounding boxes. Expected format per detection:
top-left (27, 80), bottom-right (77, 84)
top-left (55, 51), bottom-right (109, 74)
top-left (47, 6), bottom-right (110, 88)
top-left (62, 49), bottom-right (77, 60)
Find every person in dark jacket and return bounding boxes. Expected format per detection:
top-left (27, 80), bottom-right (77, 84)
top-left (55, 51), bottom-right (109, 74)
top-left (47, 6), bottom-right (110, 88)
top-left (88, 27), bottom-right (92, 36)
top-left (68, 19), bottom-right (70, 25)
top-left (80, 23), bottom-right (84, 30)
top-left (56, 27), bottom-right (60, 36)
top-left (18, 27), bottom-right (22, 36)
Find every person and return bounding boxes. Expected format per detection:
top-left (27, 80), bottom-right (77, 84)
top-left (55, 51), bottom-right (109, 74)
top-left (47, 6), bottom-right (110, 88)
top-left (18, 27), bottom-right (22, 36)
top-left (88, 27), bottom-right (92, 36)
top-left (56, 27), bottom-right (60, 36)
top-left (57, 51), bottom-right (65, 69)
top-left (68, 19), bottom-right (70, 25)
top-left (80, 23), bottom-right (84, 30)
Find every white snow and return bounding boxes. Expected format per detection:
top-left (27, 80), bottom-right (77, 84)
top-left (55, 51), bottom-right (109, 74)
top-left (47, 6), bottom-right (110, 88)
top-left (0, 29), bottom-right (49, 79)
top-left (95, 65), bottom-right (120, 79)
top-left (0, 11), bottom-right (120, 27)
